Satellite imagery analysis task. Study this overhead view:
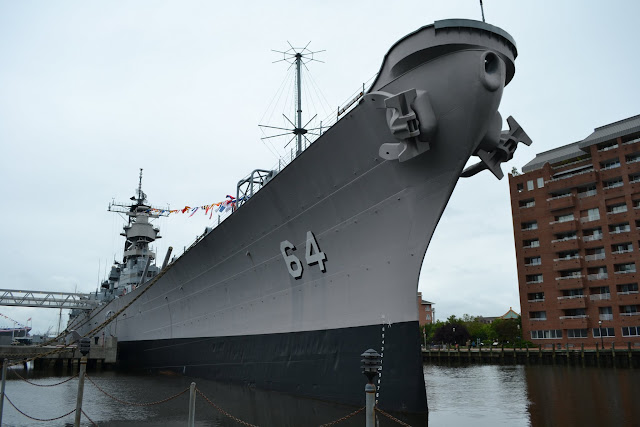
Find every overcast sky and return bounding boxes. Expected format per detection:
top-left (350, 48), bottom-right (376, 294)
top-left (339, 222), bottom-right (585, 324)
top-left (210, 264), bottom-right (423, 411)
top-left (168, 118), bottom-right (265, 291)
top-left (1, 1), bottom-right (639, 334)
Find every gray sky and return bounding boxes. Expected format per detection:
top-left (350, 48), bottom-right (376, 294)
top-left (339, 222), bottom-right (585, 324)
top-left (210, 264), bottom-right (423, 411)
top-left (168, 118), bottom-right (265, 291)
top-left (1, 1), bottom-right (639, 334)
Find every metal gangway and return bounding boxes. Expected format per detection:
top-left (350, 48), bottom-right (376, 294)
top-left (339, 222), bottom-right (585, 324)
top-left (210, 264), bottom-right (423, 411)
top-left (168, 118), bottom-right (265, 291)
top-left (0, 289), bottom-right (98, 310)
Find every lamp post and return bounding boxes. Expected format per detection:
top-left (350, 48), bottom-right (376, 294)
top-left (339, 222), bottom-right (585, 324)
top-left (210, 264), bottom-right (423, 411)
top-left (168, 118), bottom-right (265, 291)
top-left (452, 327), bottom-right (456, 346)
top-left (598, 320), bottom-right (604, 349)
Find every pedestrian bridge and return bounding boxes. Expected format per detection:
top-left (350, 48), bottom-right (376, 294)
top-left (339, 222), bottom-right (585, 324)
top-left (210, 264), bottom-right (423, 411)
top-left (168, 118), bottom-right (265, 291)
top-left (0, 289), bottom-right (98, 310)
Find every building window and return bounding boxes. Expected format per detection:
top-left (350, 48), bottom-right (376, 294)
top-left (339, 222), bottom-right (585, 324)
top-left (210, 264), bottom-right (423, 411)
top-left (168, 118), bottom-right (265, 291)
top-left (615, 263), bottom-right (636, 274)
top-left (537, 177), bottom-right (544, 188)
top-left (612, 242), bottom-right (633, 254)
top-left (581, 208), bottom-right (600, 222)
top-left (630, 173), bottom-right (640, 184)
top-left (577, 185), bottom-right (597, 198)
top-left (600, 159), bottom-right (620, 170)
top-left (618, 283), bottom-right (639, 294)
top-left (555, 213), bottom-right (575, 223)
top-left (603, 178), bottom-right (624, 189)
top-left (609, 223), bottom-right (630, 234)
top-left (527, 180), bottom-right (534, 191)
top-left (517, 183), bottom-right (524, 192)
top-left (620, 305), bottom-right (639, 315)
top-left (567, 329), bottom-right (588, 338)
top-left (622, 326), bottom-right (640, 337)
top-left (528, 292), bottom-right (544, 302)
top-left (599, 306), bottom-right (613, 321)
top-left (530, 311), bottom-right (547, 320)
top-left (525, 256), bottom-right (541, 266)
top-left (519, 198), bottom-right (535, 208)
top-left (524, 239), bottom-right (540, 248)
top-left (522, 221), bottom-right (538, 231)
top-left (530, 330), bottom-right (562, 339)
top-left (593, 327), bottom-right (615, 337)
top-left (526, 274), bottom-right (543, 284)
top-left (597, 141), bottom-right (619, 152)
top-left (607, 203), bottom-right (628, 214)
top-left (626, 153), bottom-right (640, 164)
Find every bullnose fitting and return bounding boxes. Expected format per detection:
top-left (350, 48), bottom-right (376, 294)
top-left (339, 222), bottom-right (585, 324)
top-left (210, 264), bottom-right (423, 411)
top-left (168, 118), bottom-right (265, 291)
top-left (480, 51), bottom-right (506, 92)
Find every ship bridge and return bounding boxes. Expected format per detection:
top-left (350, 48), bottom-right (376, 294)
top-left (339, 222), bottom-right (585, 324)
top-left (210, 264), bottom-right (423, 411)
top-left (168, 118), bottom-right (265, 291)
top-left (0, 289), bottom-right (99, 310)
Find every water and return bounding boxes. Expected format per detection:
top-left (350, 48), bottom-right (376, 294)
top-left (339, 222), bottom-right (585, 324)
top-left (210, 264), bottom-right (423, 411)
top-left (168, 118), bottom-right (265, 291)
top-left (1, 363), bottom-right (639, 426)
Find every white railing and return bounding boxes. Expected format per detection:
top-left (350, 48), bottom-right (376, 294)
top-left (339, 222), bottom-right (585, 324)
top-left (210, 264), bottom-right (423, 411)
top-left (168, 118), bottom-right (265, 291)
top-left (547, 168), bottom-right (594, 183)
top-left (601, 163), bottom-right (620, 170)
top-left (599, 314), bottom-right (614, 321)
top-left (612, 249), bottom-right (632, 254)
top-left (547, 193), bottom-right (572, 201)
top-left (529, 318), bottom-right (546, 321)
top-left (522, 226), bottom-right (538, 231)
top-left (556, 274), bottom-right (583, 281)
top-left (590, 293), bottom-right (611, 301)
top-left (615, 269), bottom-right (637, 275)
top-left (549, 218), bottom-right (575, 225)
top-left (629, 177), bottom-right (640, 184)
top-left (585, 253), bottom-right (605, 261)
top-left (580, 216), bottom-right (600, 223)
top-left (557, 295), bottom-right (585, 300)
top-left (598, 144), bottom-right (618, 152)
top-left (520, 203), bottom-right (535, 209)
top-left (621, 312), bottom-right (640, 316)
top-left (578, 190), bottom-right (597, 198)
top-left (627, 157), bottom-right (640, 164)
top-left (604, 182), bottom-right (624, 189)
top-left (526, 279), bottom-right (543, 284)
top-left (588, 273), bottom-right (609, 281)
top-left (525, 262), bottom-right (542, 267)
top-left (523, 243), bottom-right (540, 249)
top-left (528, 298), bottom-right (545, 303)
top-left (607, 208), bottom-right (628, 215)
top-left (610, 229), bottom-right (630, 235)
top-left (553, 255), bottom-right (581, 262)
top-left (583, 234), bottom-right (603, 242)
top-left (559, 315), bottom-right (588, 320)
top-left (618, 290), bottom-right (639, 295)
top-left (623, 137), bottom-right (640, 145)
top-left (551, 236), bottom-right (578, 243)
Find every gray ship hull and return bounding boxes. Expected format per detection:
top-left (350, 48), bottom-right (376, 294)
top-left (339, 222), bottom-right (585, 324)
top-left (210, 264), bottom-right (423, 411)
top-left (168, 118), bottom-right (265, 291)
top-left (75, 19), bottom-right (524, 415)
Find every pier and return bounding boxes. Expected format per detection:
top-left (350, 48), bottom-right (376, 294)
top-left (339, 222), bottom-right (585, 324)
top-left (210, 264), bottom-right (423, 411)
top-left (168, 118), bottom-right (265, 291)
top-left (0, 337), bottom-right (117, 369)
top-left (422, 343), bottom-right (640, 367)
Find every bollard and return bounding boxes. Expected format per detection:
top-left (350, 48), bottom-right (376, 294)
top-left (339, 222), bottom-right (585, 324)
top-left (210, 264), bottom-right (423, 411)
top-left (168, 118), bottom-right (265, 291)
top-left (0, 358), bottom-right (7, 426)
top-left (188, 382), bottom-right (196, 427)
top-left (74, 357), bottom-right (87, 427)
top-left (361, 349), bottom-right (381, 427)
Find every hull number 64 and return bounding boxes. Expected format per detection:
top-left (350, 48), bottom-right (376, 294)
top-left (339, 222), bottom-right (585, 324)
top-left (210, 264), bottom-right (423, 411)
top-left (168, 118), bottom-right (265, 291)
top-left (280, 231), bottom-right (327, 279)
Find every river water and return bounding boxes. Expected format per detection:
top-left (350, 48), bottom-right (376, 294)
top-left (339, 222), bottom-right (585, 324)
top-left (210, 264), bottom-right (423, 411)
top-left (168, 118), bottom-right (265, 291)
top-left (1, 363), bottom-right (638, 426)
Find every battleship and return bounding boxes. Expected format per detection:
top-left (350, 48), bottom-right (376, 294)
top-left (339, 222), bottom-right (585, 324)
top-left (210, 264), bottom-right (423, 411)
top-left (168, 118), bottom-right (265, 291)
top-left (70, 19), bottom-right (531, 414)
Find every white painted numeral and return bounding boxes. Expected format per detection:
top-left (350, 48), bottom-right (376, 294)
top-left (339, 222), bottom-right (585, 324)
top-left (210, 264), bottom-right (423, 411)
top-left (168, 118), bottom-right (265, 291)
top-left (305, 231), bottom-right (327, 272)
top-left (280, 240), bottom-right (303, 279)
top-left (280, 231), bottom-right (327, 278)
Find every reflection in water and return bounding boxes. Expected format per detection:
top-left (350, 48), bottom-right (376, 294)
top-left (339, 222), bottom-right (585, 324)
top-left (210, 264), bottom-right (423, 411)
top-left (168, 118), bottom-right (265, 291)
top-left (425, 364), bottom-right (530, 427)
top-left (525, 365), bottom-right (640, 427)
top-left (3, 364), bottom-right (639, 426)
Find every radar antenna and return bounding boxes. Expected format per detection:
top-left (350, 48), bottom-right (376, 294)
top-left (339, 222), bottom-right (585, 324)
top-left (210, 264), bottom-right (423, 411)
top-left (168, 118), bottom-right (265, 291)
top-left (259, 43), bottom-right (326, 157)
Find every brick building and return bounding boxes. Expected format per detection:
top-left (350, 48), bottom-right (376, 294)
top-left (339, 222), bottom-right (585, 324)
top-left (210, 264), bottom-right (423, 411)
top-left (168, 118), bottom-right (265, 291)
top-left (509, 114), bottom-right (640, 347)
top-left (417, 292), bottom-right (435, 327)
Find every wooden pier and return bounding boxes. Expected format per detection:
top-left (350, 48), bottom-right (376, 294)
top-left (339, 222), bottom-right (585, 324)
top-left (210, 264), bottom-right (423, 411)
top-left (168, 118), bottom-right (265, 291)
top-left (423, 343), bottom-right (640, 367)
top-left (0, 337), bottom-right (117, 369)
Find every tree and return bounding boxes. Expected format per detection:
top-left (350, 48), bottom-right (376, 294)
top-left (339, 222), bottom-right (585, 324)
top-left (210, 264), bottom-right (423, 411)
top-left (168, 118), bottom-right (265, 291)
top-left (433, 322), bottom-right (470, 345)
top-left (491, 317), bottom-right (521, 344)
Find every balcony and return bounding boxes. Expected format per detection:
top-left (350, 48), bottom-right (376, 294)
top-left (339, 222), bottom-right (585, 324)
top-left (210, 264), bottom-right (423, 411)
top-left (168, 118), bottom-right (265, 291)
top-left (553, 257), bottom-right (583, 271)
top-left (585, 253), bottom-right (606, 262)
top-left (547, 194), bottom-right (575, 211)
top-left (556, 275), bottom-right (584, 289)
top-left (546, 170), bottom-right (598, 192)
top-left (599, 314), bottom-right (614, 321)
top-left (557, 296), bottom-right (587, 309)
top-left (528, 298), bottom-right (545, 303)
top-left (580, 215), bottom-right (601, 225)
top-left (529, 318), bottom-right (547, 322)
top-left (559, 316), bottom-right (589, 327)
top-left (587, 273), bottom-right (609, 282)
top-left (549, 219), bottom-right (578, 233)
top-left (620, 312), bottom-right (640, 317)
top-left (590, 293), bottom-right (611, 301)
top-left (552, 237), bottom-right (580, 252)
top-left (617, 292), bottom-right (640, 304)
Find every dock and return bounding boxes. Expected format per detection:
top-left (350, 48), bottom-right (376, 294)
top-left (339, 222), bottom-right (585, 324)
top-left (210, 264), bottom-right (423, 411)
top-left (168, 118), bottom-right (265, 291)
top-left (423, 344), bottom-right (640, 368)
top-left (0, 337), bottom-right (117, 369)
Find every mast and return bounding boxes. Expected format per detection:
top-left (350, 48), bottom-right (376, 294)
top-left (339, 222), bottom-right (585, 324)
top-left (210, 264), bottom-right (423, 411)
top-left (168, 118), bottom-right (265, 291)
top-left (296, 52), bottom-right (302, 155)
top-left (259, 43), bottom-right (325, 160)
